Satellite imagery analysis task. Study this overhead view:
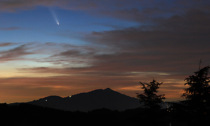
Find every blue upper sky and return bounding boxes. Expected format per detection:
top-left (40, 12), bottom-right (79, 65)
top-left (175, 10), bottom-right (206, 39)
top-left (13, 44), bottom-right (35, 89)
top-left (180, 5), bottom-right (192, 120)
top-left (0, 6), bottom-right (139, 45)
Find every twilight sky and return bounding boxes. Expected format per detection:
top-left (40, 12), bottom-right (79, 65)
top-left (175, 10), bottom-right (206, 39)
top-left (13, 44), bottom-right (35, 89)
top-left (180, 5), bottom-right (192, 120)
top-left (0, 0), bottom-right (210, 103)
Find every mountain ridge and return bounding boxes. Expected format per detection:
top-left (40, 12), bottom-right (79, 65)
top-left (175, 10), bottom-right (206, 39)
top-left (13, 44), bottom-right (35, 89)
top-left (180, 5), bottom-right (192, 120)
top-left (28, 88), bottom-right (141, 112)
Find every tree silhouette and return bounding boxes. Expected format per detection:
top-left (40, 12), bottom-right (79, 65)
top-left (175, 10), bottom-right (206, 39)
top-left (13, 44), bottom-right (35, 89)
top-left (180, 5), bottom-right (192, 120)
top-left (137, 79), bottom-right (165, 110)
top-left (182, 66), bottom-right (210, 108)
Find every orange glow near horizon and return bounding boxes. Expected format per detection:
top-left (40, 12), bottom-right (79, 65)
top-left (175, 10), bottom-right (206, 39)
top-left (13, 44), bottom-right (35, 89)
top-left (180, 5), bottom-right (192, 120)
top-left (0, 72), bottom-right (187, 103)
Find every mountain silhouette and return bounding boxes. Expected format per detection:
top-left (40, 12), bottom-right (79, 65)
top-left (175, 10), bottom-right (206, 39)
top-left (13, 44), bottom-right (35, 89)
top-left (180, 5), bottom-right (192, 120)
top-left (28, 88), bottom-right (141, 112)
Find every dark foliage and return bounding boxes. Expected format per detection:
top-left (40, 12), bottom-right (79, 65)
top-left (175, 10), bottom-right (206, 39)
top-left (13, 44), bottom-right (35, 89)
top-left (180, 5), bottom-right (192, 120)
top-left (182, 66), bottom-right (210, 109)
top-left (137, 79), bottom-right (165, 110)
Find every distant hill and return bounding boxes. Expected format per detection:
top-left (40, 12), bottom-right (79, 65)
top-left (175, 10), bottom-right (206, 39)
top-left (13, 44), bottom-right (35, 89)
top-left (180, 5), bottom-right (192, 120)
top-left (28, 88), bottom-right (141, 112)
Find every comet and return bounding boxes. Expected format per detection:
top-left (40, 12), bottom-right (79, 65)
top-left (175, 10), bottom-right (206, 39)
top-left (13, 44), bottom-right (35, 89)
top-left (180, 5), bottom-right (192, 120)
top-left (57, 21), bottom-right (60, 26)
top-left (49, 8), bottom-right (60, 26)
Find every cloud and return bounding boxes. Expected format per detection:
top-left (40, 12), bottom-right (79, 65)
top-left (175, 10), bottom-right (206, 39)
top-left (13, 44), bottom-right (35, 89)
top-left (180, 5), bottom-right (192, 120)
top-left (0, 42), bottom-right (14, 47)
top-left (20, 66), bottom-right (172, 77)
top-left (101, 0), bottom-right (210, 22)
top-left (0, 0), bottom-right (100, 12)
top-left (0, 44), bottom-right (33, 62)
top-left (0, 0), bottom-right (61, 11)
top-left (1, 0), bottom-right (209, 15)
top-left (83, 9), bottom-right (210, 73)
top-left (17, 8), bottom-right (210, 84)
top-left (0, 27), bottom-right (21, 31)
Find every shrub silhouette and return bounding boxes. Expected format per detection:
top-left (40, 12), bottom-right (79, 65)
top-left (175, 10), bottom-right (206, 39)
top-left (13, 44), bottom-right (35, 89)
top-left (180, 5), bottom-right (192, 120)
top-left (183, 66), bottom-right (210, 109)
top-left (137, 79), bottom-right (165, 110)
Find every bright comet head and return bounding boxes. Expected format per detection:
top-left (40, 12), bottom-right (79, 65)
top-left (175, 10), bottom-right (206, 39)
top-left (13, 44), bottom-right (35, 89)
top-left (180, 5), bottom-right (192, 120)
top-left (49, 8), bottom-right (60, 26)
top-left (57, 21), bottom-right (60, 26)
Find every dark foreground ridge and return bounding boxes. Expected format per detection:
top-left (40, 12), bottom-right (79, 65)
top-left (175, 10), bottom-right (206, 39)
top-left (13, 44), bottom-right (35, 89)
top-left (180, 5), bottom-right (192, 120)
top-left (1, 102), bottom-right (210, 126)
top-left (27, 88), bottom-right (141, 112)
top-left (1, 87), bottom-right (210, 126)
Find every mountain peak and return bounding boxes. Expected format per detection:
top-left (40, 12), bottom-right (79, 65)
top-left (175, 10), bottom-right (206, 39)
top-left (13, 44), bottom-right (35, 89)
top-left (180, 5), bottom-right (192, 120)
top-left (104, 88), bottom-right (112, 91)
top-left (45, 95), bottom-right (62, 99)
